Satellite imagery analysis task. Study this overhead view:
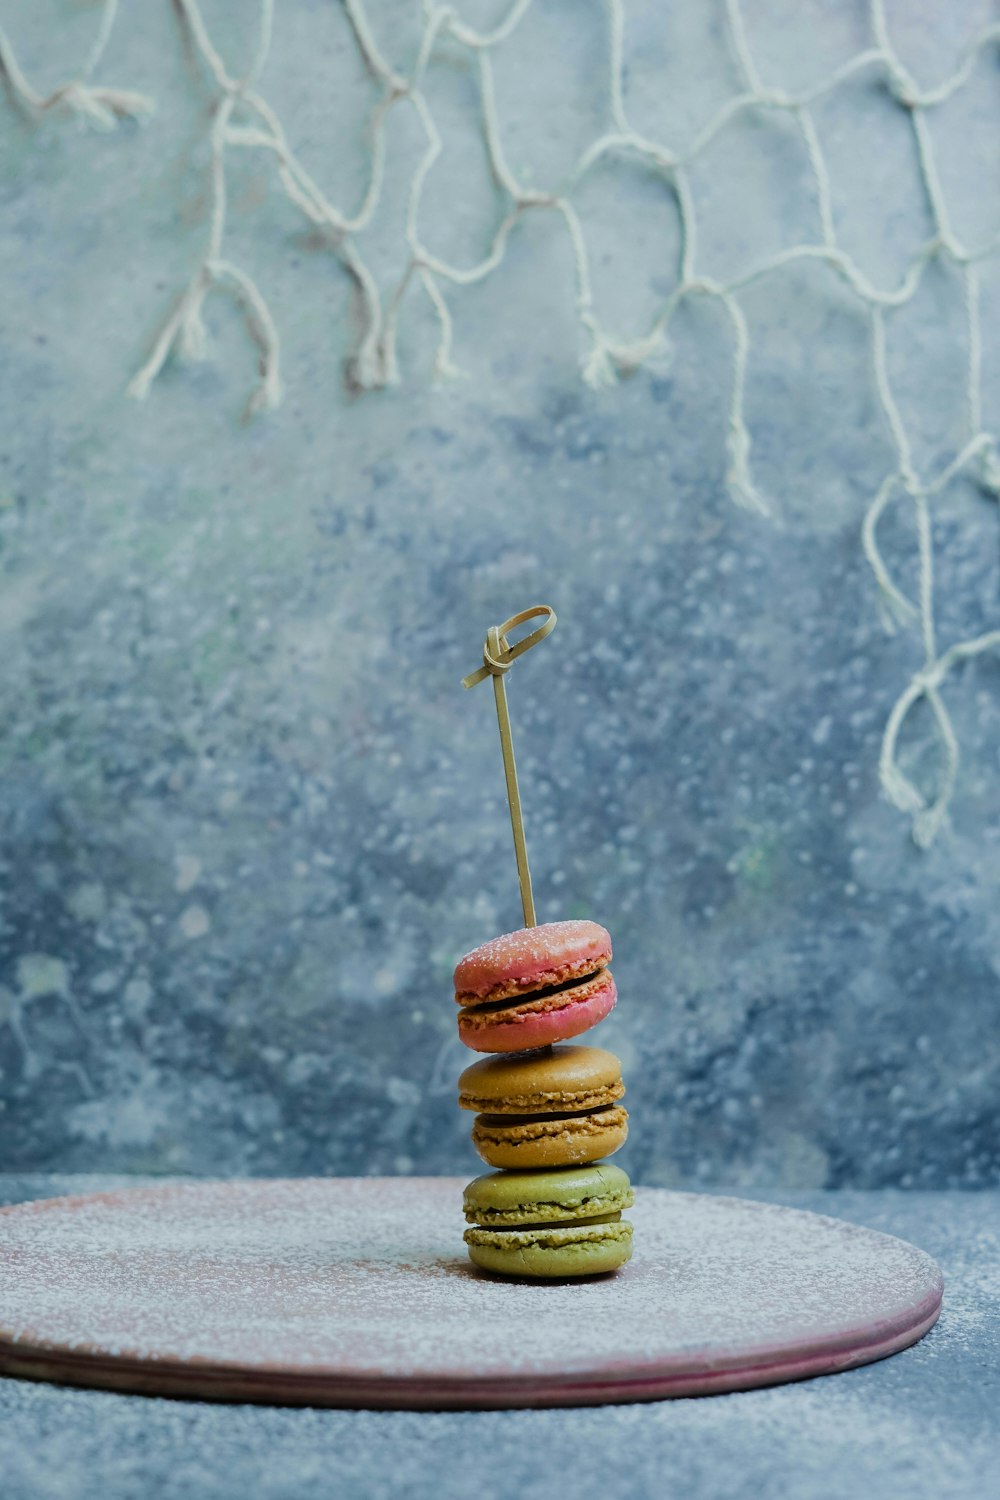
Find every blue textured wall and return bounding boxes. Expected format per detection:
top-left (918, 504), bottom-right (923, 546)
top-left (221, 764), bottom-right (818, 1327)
top-left (1, 1), bottom-right (998, 1187)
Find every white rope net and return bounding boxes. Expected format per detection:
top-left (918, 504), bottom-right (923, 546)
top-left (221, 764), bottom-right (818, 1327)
top-left (2, 0), bottom-right (998, 847)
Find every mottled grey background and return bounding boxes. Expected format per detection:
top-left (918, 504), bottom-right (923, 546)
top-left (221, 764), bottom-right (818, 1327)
top-left (0, 1), bottom-right (998, 1189)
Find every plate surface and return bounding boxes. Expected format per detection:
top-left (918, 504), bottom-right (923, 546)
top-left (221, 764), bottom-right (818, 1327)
top-left (0, 1178), bottom-right (943, 1408)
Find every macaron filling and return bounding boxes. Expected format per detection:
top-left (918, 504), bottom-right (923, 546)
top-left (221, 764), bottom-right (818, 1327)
top-left (456, 967), bottom-right (614, 1033)
top-left (463, 1183), bottom-right (635, 1228)
top-left (470, 1102), bottom-right (629, 1168)
top-left (457, 975), bottom-right (618, 1053)
top-left (475, 1104), bottom-right (625, 1126)
top-left (455, 951), bottom-right (610, 1008)
top-left (498, 1210), bottom-right (624, 1230)
top-left (464, 1221), bottom-right (632, 1251)
top-left (472, 1104), bottom-right (628, 1146)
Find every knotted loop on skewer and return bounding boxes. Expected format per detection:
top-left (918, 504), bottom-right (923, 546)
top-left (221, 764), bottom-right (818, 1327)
top-left (460, 604), bottom-right (557, 929)
top-left (461, 605), bottom-right (557, 690)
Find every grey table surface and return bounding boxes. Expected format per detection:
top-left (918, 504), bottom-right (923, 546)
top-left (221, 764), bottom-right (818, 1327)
top-left (0, 1177), bottom-right (996, 1500)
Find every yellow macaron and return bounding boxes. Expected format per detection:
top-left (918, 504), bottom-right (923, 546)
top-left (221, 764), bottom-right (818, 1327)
top-left (458, 1045), bottom-right (628, 1169)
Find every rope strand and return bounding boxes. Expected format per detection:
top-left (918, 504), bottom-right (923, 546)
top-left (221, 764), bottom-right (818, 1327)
top-left (3, 0), bottom-right (999, 843)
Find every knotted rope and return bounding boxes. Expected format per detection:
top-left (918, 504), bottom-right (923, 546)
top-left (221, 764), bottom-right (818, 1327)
top-left (463, 606), bottom-right (556, 927)
top-left (0, 0), bottom-right (151, 129)
top-left (3, 0), bottom-right (998, 842)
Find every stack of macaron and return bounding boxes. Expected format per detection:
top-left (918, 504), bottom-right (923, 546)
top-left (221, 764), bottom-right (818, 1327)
top-left (454, 919), bottom-right (634, 1278)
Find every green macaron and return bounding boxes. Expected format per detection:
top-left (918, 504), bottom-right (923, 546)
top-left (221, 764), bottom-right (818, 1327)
top-left (463, 1163), bottom-right (634, 1278)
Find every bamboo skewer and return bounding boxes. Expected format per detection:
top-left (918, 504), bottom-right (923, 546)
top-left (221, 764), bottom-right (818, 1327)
top-left (462, 605), bottom-right (557, 929)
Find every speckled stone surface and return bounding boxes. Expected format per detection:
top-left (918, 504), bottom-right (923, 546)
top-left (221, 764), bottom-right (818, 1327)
top-left (0, 1178), bottom-right (996, 1500)
top-left (0, 3), bottom-right (998, 1189)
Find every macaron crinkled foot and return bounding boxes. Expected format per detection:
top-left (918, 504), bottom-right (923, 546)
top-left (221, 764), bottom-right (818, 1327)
top-left (454, 920), bottom-right (616, 1054)
top-left (463, 1163), bottom-right (635, 1279)
top-left (459, 1045), bottom-right (628, 1169)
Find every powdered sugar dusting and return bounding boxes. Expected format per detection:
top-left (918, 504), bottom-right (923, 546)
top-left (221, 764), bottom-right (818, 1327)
top-left (0, 1180), bottom-right (941, 1396)
top-left (453, 922), bottom-right (612, 1000)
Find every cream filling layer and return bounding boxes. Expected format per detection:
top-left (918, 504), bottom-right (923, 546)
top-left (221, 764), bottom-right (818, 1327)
top-left (472, 1105), bottom-right (628, 1147)
top-left (464, 1220), bottom-right (633, 1249)
top-left (455, 951), bottom-right (611, 1007)
top-left (463, 1187), bottom-right (635, 1227)
top-left (457, 967), bottom-right (612, 1031)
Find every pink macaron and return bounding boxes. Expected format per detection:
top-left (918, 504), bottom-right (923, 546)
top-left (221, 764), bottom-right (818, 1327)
top-left (454, 920), bottom-right (616, 1054)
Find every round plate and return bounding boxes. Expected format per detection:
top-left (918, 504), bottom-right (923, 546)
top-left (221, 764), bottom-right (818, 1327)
top-left (0, 1178), bottom-right (942, 1408)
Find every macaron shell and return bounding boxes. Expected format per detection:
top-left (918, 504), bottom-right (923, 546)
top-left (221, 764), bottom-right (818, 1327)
top-left (454, 920), bottom-right (612, 1005)
top-left (465, 1221), bottom-right (633, 1278)
top-left (463, 1162), bottom-right (634, 1227)
top-left (458, 1044), bottom-right (625, 1115)
top-left (471, 1105), bottom-right (629, 1169)
top-left (457, 971), bottom-right (617, 1054)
